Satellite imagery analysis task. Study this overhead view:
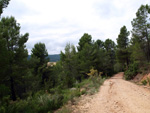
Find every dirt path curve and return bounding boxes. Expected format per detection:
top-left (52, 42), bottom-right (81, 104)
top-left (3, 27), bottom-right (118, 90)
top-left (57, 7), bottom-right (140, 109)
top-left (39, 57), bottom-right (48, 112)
top-left (72, 72), bottom-right (150, 113)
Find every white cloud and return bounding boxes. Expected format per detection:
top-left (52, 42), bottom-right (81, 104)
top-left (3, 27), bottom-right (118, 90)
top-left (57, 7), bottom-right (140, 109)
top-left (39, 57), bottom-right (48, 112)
top-left (2, 0), bottom-right (150, 54)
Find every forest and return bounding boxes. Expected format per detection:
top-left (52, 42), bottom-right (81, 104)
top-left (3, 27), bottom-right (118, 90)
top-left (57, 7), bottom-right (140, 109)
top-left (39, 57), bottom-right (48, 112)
top-left (0, 0), bottom-right (150, 113)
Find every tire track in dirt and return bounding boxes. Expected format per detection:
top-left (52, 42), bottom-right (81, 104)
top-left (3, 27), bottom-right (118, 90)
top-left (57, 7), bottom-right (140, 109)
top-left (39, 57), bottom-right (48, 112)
top-left (72, 72), bottom-right (150, 113)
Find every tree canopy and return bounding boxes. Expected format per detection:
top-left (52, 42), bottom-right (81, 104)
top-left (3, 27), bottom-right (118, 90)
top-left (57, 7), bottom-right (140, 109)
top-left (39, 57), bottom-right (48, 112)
top-left (31, 42), bottom-right (49, 65)
top-left (0, 0), bottom-right (10, 16)
top-left (131, 4), bottom-right (150, 62)
top-left (0, 16), bottom-right (29, 100)
top-left (116, 26), bottom-right (130, 67)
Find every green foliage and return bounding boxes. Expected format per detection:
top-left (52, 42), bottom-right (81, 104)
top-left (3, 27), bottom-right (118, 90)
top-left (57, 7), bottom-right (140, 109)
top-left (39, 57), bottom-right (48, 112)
top-left (60, 43), bottom-right (78, 87)
top-left (0, 106), bottom-right (6, 113)
top-left (124, 62), bottom-right (139, 80)
top-left (92, 40), bottom-right (105, 73)
top-left (0, 16), bottom-right (29, 101)
top-left (117, 26), bottom-right (129, 49)
top-left (0, 39), bottom-right (9, 76)
top-left (131, 4), bottom-right (150, 62)
top-left (77, 36), bottom-right (116, 77)
top-left (0, 0), bottom-right (10, 16)
top-left (6, 92), bottom-right (64, 113)
top-left (130, 42), bottom-right (146, 63)
top-left (50, 62), bottom-right (63, 87)
top-left (77, 33), bottom-right (92, 51)
top-left (31, 42), bottom-right (49, 66)
top-left (4, 4), bottom-right (150, 113)
top-left (122, 4), bottom-right (150, 80)
top-left (116, 26), bottom-right (130, 68)
top-left (103, 39), bottom-right (116, 76)
top-left (76, 75), bottom-right (105, 95)
top-left (142, 80), bottom-right (147, 85)
top-left (62, 88), bottom-right (81, 104)
top-left (77, 33), bottom-right (95, 78)
top-left (114, 62), bottom-right (124, 73)
top-left (104, 39), bottom-right (116, 52)
top-left (30, 43), bottom-right (50, 87)
top-left (4, 75), bottom-right (105, 113)
top-left (0, 84), bottom-right (10, 99)
top-left (78, 43), bottom-right (93, 74)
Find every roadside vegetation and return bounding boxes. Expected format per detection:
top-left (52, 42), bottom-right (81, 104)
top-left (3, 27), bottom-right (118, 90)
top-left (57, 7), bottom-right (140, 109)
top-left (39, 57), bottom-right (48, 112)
top-left (0, 1), bottom-right (150, 113)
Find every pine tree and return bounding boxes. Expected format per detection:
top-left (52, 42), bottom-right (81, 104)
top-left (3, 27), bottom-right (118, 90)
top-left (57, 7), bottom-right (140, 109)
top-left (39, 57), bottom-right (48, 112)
top-left (92, 39), bottom-right (105, 73)
top-left (0, 0), bottom-right (10, 16)
top-left (77, 33), bottom-right (92, 51)
top-left (77, 33), bottom-right (93, 76)
top-left (0, 16), bottom-right (29, 100)
top-left (116, 26), bottom-right (130, 67)
top-left (104, 39), bottom-right (116, 76)
top-left (31, 43), bottom-right (49, 86)
top-left (60, 43), bottom-right (78, 87)
top-left (31, 42), bottom-right (49, 75)
top-left (131, 4), bottom-right (150, 62)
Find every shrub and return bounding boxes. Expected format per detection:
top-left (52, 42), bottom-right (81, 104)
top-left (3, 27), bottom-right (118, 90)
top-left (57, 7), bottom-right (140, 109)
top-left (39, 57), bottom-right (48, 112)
top-left (142, 80), bottom-right (147, 85)
top-left (62, 88), bottom-right (81, 104)
top-left (6, 93), bottom-right (64, 113)
top-left (0, 106), bottom-right (6, 113)
top-left (80, 89), bottom-right (86, 95)
top-left (5, 75), bottom-right (106, 113)
top-left (124, 62), bottom-right (139, 80)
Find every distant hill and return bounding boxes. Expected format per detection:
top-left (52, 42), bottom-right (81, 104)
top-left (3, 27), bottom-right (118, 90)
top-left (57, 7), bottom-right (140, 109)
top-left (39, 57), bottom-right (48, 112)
top-left (48, 54), bottom-right (60, 62)
top-left (28, 54), bottom-right (60, 62)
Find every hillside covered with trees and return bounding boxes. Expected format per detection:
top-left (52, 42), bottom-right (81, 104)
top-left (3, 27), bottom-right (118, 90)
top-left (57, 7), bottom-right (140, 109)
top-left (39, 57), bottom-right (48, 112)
top-left (0, 1), bottom-right (150, 113)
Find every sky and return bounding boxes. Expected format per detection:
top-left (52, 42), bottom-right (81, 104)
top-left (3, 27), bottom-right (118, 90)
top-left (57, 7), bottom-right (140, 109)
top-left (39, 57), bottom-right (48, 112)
top-left (2, 0), bottom-right (150, 54)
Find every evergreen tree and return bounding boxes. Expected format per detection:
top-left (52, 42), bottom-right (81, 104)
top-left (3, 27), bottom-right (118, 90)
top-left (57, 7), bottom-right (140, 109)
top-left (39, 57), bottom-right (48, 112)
top-left (104, 39), bottom-right (116, 76)
top-left (117, 26), bottom-right (129, 49)
top-left (95, 39), bottom-right (104, 49)
top-left (31, 43), bottom-right (49, 86)
top-left (0, 0), bottom-right (10, 16)
top-left (31, 42), bottom-right (49, 65)
top-left (77, 33), bottom-right (92, 51)
top-left (116, 26), bottom-right (130, 67)
top-left (60, 43), bottom-right (78, 87)
top-left (131, 4), bottom-right (150, 62)
top-left (78, 43), bottom-right (93, 74)
top-left (31, 42), bottom-right (49, 75)
top-left (77, 33), bottom-right (93, 76)
top-left (92, 39), bottom-right (105, 73)
top-left (0, 16), bottom-right (29, 100)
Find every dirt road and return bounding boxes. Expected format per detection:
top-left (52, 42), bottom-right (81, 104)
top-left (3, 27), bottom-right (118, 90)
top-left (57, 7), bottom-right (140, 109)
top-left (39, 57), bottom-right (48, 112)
top-left (72, 72), bottom-right (150, 113)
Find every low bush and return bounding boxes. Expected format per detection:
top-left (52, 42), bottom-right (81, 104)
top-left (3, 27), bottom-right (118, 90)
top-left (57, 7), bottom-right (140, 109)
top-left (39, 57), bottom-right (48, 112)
top-left (62, 88), bottom-right (81, 104)
top-left (4, 75), bottom-right (106, 113)
top-left (6, 92), bottom-right (64, 113)
top-left (142, 80), bottom-right (147, 86)
top-left (124, 61), bottom-right (139, 80)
